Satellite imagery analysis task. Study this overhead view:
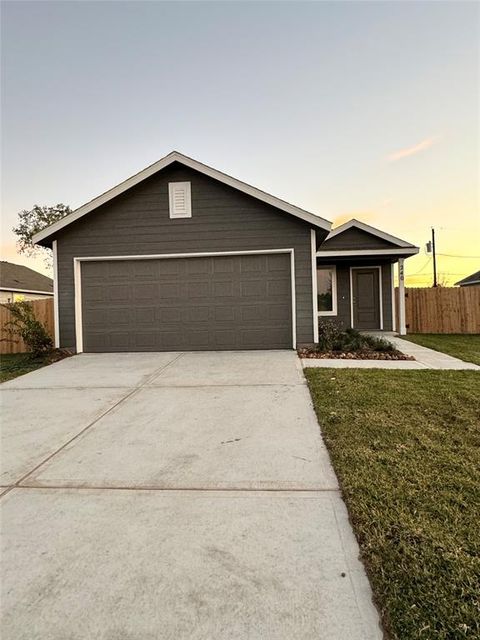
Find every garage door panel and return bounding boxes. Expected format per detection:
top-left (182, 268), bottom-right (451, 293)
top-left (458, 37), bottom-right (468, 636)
top-left (267, 253), bottom-right (290, 271)
top-left (267, 279), bottom-right (291, 296)
top-left (135, 307), bottom-right (156, 324)
top-left (213, 259), bottom-right (234, 273)
top-left (81, 254), bottom-right (292, 352)
top-left (212, 330), bottom-right (237, 347)
top-left (135, 283), bottom-right (158, 300)
top-left (108, 285), bottom-right (131, 303)
top-left (186, 258), bottom-right (210, 274)
top-left (240, 255), bottom-right (265, 272)
top-left (213, 281), bottom-right (234, 297)
top-left (133, 332), bottom-right (157, 349)
top-left (188, 282), bottom-right (211, 298)
top-left (158, 307), bottom-right (182, 323)
top-left (215, 307), bottom-right (235, 322)
top-left (241, 280), bottom-right (267, 297)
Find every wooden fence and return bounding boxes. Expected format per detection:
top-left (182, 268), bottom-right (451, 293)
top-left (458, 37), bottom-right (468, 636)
top-left (0, 298), bottom-right (55, 354)
top-left (396, 287), bottom-right (480, 334)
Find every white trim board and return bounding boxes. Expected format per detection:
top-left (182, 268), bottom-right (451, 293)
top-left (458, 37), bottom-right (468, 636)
top-left (73, 249), bottom-right (297, 354)
top-left (317, 248), bottom-right (419, 257)
top-left (0, 287), bottom-right (53, 296)
top-left (310, 230), bottom-right (319, 342)
top-left (350, 266), bottom-right (383, 331)
top-left (33, 151), bottom-right (331, 244)
top-left (325, 218), bottom-right (417, 249)
top-left (391, 263), bottom-right (396, 333)
top-left (52, 240), bottom-right (60, 348)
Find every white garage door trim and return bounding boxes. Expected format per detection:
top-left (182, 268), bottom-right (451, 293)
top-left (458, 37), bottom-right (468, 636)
top-left (73, 249), bottom-right (296, 353)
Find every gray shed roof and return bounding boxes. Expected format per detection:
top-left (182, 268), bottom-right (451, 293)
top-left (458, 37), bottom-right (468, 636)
top-left (0, 261), bottom-right (53, 294)
top-left (455, 270), bottom-right (480, 287)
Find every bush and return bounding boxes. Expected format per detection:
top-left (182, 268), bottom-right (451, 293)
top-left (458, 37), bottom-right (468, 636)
top-left (316, 320), bottom-right (395, 353)
top-left (362, 333), bottom-right (396, 352)
top-left (1, 301), bottom-right (53, 358)
top-left (316, 320), bottom-right (346, 351)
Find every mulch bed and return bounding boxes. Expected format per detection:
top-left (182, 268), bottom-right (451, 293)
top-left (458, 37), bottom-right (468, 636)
top-left (45, 348), bottom-right (74, 364)
top-left (298, 348), bottom-right (415, 360)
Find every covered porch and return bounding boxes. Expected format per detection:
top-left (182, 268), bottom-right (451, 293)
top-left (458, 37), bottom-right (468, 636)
top-left (311, 220), bottom-right (418, 340)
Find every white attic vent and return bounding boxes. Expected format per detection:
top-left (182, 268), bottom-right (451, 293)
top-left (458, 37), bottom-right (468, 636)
top-left (168, 182), bottom-right (191, 218)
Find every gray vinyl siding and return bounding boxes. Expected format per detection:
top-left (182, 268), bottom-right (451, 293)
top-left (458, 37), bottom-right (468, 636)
top-left (54, 163), bottom-right (323, 349)
top-left (320, 227), bottom-right (399, 251)
top-left (318, 261), bottom-right (393, 331)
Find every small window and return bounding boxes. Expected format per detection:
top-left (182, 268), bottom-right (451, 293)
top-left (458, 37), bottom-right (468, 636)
top-left (168, 182), bottom-right (191, 218)
top-left (317, 266), bottom-right (337, 316)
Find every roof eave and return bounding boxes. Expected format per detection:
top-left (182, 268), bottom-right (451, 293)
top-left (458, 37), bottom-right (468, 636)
top-left (33, 151), bottom-right (331, 244)
top-left (316, 247), bottom-right (419, 258)
top-left (325, 218), bottom-right (415, 249)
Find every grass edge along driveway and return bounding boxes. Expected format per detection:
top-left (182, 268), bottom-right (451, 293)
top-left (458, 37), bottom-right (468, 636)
top-left (402, 334), bottom-right (480, 367)
top-left (304, 368), bottom-right (480, 640)
top-left (0, 352), bottom-right (57, 383)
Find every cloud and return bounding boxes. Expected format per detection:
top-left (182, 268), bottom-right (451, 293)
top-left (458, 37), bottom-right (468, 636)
top-left (387, 136), bottom-right (439, 162)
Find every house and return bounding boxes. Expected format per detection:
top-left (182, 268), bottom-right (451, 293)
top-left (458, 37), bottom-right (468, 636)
top-left (33, 151), bottom-right (418, 353)
top-left (0, 261), bottom-right (54, 303)
top-left (455, 270), bottom-right (480, 287)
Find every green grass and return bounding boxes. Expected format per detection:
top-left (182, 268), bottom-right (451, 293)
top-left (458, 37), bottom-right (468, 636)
top-left (304, 369), bottom-right (480, 640)
top-left (403, 334), bottom-right (480, 366)
top-left (0, 352), bottom-right (52, 383)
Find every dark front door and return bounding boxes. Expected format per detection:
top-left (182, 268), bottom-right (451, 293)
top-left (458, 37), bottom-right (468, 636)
top-left (352, 268), bottom-right (381, 329)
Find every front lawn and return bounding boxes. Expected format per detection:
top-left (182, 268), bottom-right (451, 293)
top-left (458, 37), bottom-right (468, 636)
top-left (304, 369), bottom-right (480, 640)
top-left (403, 334), bottom-right (480, 366)
top-left (0, 351), bottom-right (67, 383)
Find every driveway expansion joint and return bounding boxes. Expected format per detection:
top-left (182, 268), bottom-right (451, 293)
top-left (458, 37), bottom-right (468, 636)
top-left (6, 352), bottom-right (188, 490)
top-left (13, 483), bottom-right (342, 493)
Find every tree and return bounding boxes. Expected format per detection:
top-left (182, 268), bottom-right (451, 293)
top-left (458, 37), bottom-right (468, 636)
top-left (13, 204), bottom-right (71, 268)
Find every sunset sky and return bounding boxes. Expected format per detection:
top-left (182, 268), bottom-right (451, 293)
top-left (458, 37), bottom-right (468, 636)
top-left (2, 1), bottom-right (478, 286)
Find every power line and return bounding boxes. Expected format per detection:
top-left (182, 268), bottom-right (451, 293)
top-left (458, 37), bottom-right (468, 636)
top-left (405, 273), bottom-right (467, 278)
top-left (408, 257), bottom-right (432, 276)
top-left (436, 253), bottom-right (480, 259)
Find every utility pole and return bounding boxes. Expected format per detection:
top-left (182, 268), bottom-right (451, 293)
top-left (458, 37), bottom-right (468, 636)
top-left (431, 227), bottom-right (437, 287)
top-left (426, 227), bottom-right (437, 287)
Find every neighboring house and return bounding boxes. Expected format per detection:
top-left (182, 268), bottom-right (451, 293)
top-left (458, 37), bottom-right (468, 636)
top-left (455, 270), bottom-right (480, 287)
top-left (33, 151), bottom-right (418, 353)
top-left (0, 261), bottom-right (54, 303)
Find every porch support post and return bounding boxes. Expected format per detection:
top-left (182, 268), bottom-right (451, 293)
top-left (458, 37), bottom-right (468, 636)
top-left (398, 258), bottom-right (406, 335)
top-left (311, 229), bottom-right (319, 343)
top-left (391, 262), bottom-right (396, 332)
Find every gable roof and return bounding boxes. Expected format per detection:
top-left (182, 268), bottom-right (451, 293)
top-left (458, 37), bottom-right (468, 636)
top-left (0, 261), bottom-right (53, 294)
top-left (324, 218), bottom-right (416, 248)
top-left (33, 151), bottom-right (331, 245)
top-left (455, 270), bottom-right (480, 287)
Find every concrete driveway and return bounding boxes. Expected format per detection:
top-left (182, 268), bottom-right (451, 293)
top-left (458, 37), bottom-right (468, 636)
top-left (1, 351), bottom-right (381, 639)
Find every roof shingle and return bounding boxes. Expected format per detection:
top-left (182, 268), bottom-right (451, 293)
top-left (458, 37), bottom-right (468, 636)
top-left (455, 270), bottom-right (480, 287)
top-left (0, 261), bottom-right (53, 293)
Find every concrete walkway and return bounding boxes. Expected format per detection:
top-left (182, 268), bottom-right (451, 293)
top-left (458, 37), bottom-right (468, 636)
top-left (1, 351), bottom-right (382, 640)
top-left (302, 335), bottom-right (480, 370)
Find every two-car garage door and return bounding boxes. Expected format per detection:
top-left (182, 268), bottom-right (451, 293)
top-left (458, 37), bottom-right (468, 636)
top-left (80, 253), bottom-right (293, 352)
